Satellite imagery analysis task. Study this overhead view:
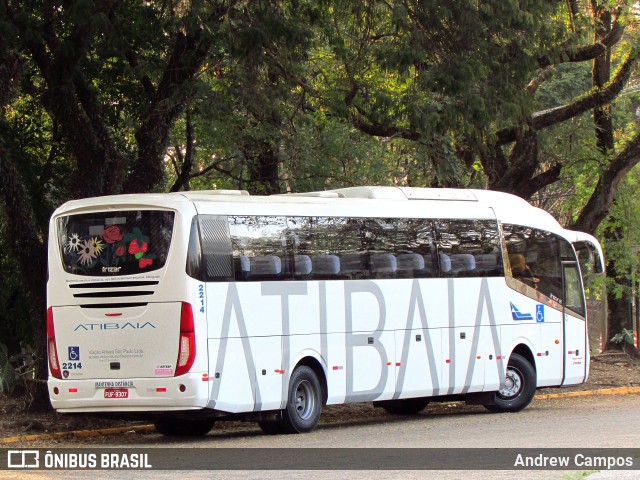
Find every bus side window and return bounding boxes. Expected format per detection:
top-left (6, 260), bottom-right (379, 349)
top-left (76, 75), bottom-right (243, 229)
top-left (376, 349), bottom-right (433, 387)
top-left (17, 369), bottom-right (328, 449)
top-left (229, 216), bottom-right (291, 281)
top-left (573, 240), bottom-right (604, 275)
top-left (435, 219), bottom-right (503, 278)
top-left (504, 224), bottom-right (574, 307)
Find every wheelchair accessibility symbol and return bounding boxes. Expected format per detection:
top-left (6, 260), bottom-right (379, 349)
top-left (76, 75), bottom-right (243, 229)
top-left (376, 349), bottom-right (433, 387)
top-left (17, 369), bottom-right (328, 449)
top-left (536, 305), bottom-right (545, 323)
top-left (68, 346), bottom-right (80, 361)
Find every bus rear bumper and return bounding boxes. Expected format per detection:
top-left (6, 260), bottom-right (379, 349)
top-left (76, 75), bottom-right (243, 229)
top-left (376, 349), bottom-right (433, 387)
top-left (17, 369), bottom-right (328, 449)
top-left (48, 373), bottom-right (209, 413)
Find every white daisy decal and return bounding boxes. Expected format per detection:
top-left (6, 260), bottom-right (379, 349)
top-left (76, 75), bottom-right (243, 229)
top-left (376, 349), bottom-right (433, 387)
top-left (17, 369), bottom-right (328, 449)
top-left (78, 239), bottom-right (97, 266)
top-left (68, 233), bottom-right (82, 252)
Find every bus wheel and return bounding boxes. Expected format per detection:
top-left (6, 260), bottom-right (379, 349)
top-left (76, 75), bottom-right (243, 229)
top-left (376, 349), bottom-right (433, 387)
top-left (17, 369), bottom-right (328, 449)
top-left (485, 353), bottom-right (536, 413)
top-left (280, 365), bottom-right (323, 434)
top-left (375, 398), bottom-right (429, 415)
top-left (153, 417), bottom-right (215, 436)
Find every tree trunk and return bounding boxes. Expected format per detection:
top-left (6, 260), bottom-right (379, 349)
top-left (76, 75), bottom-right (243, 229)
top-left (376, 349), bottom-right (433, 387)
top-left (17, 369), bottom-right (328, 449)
top-left (603, 249), bottom-right (633, 351)
top-left (169, 110), bottom-right (195, 193)
top-left (245, 141), bottom-right (281, 195)
top-left (124, 25), bottom-right (211, 194)
top-left (0, 139), bottom-right (49, 407)
top-left (592, 4), bottom-right (614, 152)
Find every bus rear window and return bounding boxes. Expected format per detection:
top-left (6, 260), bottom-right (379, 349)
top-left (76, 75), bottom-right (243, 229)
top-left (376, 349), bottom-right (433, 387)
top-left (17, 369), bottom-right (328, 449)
top-left (56, 210), bottom-right (175, 276)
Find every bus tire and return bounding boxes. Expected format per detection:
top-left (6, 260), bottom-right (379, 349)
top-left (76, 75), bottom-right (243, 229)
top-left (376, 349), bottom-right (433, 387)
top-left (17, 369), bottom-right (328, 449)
top-left (484, 353), bottom-right (536, 413)
top-left (279, 365), bottom-right (323, 434)
top-left (153, 417), bottom-right (215, 436)
top-left (375, 398), bottom-right (429, 415)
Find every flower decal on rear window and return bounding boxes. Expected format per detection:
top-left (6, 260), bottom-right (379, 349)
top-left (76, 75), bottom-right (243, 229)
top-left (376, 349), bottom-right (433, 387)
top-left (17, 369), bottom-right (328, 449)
top-left (77, 239), bottom-right (97, 266)
top-left (57, 211), bottom-right (174, 276)
top-left (124, 227), bottom-right (156, 269)
top-left (101, 225), bottom-right (123, 244)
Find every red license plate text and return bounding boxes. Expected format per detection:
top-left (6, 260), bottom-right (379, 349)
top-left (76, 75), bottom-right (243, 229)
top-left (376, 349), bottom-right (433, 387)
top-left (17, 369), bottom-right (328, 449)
top-left (104, 388), bottom-right (129, 399)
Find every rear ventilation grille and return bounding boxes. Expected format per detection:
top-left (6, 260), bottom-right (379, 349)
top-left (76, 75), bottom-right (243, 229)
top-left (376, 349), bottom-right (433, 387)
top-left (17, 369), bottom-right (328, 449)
top-left (73, 291), bottom-right (154, 298)
top-left (69, 281), bottom-right (158, 302)
top-left (68, 281), bottom-right (159, 289)
top-left (80, 303), bottom-right (149, 309)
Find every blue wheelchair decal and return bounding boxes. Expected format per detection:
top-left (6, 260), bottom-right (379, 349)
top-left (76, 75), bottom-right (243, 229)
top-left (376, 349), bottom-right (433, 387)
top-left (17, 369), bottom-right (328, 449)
top-left (536, 305), bottom-right (545, 323)
top-left (68, 346), bottom-right (80, 361)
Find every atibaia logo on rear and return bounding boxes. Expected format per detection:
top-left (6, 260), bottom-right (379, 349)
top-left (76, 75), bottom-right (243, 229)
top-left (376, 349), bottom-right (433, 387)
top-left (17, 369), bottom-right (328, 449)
top-left (74, 322), bottom-right (156, 331)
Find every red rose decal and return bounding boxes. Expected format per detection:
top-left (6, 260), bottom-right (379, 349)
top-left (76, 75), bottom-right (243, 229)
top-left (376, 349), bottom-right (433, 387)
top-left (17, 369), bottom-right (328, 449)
top-left (115, 246), bottom-right (125, 257)
top-left (102, 225), bottom-right (123, 244)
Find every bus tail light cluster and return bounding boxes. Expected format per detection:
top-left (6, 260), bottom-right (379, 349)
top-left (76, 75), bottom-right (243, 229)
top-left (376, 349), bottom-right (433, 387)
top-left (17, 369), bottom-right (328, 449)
top-left (47, 307), bottom-right (62, 379)
top-left (175, 302), bottom-right (196, 376)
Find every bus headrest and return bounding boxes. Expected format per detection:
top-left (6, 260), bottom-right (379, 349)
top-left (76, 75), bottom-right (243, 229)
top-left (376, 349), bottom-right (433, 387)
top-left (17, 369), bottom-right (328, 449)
top-left (396, 253), bottom-right (425, 272)
top-left (450, 253), bottom-right (476, 273)
top-left (294, 255), bottom-right (312, 275)
top-left (370, 253), bottom-right (398, 273)
top-left (250, 256), bottom-right (282, 276)
top-left (312, 254), bottom-right (340, 275)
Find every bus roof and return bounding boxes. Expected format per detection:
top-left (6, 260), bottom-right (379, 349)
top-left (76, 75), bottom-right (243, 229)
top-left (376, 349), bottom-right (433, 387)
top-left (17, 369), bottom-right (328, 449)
top-left (52, 186), bottom-right (565, 235)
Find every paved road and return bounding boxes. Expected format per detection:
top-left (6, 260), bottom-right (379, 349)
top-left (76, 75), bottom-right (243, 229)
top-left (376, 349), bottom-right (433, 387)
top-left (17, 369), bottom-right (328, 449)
top-left (3, 394), bottom-right (640, 479)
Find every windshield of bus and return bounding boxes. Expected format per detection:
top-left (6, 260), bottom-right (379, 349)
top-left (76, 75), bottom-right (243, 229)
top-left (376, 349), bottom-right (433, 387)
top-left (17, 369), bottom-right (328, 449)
top-left (56, 210), bottom-right (175, 276)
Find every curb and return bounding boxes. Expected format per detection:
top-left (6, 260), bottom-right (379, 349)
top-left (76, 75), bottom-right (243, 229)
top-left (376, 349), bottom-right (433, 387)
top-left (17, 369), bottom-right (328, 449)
top-left (0, 424), bottom-right (155, 444)
top-left (2, 387), bottom-right (639, 444)
top-left (534, 386), bottom-right (640, 400)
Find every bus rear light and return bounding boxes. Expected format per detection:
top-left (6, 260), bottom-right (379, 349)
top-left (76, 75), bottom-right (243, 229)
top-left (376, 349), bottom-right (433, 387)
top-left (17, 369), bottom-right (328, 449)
top-left (175, 303), bottom-right (196, 376)
top-left (47, 307), bottom-right (62, 379)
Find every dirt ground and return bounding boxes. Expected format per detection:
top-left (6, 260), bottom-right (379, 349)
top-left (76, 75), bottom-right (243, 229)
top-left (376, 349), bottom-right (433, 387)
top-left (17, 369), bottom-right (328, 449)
top-left (1, 352), bottom-right (639, 441)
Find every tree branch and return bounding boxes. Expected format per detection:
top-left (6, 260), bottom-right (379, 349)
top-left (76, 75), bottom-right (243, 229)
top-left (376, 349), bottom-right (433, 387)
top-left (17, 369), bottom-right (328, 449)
top-left (497, 47), bottom-right (637, 146)
top-left (190, 155), bottom-right (242, 182)
top-left (570, 130), bottom-right (640, 233)
top-left (124, 3), bottom-right (227, 193)
top-left (537, 8), bottom-right (624, 68)
top-left (170, 109), bottom-right (195, 192)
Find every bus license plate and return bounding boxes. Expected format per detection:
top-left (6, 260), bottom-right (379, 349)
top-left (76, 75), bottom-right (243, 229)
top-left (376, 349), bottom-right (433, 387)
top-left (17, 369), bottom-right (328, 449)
top-left (104, 388), bottom-right (128, 399)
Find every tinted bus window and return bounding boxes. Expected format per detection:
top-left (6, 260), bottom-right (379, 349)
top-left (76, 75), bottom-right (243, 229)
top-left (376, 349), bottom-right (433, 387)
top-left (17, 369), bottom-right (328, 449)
top-left (563, 263), bottom-right (586, 317)
top-left (359, 218), bottom-right (438, 279)
top-left (57, 210), bottom-right (174, 276)
top-left (573, 241), bottom-right (604, 274)
top-left (229, 216), bottom-right (291, 281)
top-left (288, 217), bottom-right (368, 280)
top-left (435, 219), bottom-right (503, 277)
top-left (503, 225), bottom-right (566, 306)
top-left (193, 215), bottom-right (504, 282)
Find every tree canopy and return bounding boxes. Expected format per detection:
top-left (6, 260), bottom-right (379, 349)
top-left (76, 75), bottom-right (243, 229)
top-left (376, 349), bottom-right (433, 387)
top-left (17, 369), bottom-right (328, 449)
top-left (2, 0), bottom-right (640, 388)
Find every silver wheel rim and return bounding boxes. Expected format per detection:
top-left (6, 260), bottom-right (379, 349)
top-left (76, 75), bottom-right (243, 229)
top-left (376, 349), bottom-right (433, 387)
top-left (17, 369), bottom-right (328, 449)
top-left (294, 379), bottom-right (315, 420)
top-left (499, 367), bottom-right (523, 399)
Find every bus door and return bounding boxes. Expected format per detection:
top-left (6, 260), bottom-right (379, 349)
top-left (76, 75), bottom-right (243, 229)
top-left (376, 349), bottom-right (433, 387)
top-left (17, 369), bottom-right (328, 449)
top-left (561, 260), bottom-right (588, 385)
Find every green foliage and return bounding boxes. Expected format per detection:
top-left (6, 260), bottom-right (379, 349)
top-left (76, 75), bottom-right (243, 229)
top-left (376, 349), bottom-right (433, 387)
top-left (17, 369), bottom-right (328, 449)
top-left (0, 343), bottom-right (19, 394)
top-left (0, 210), bottom-right (36, 349)
top-left (0, 342), bottom-right (37, 395)
top-left (2, 0), bottom-right (640, 371)
top-left (599, 169), bottom-right (640, 298)
top-left (320, 0), bottom-right (565, 137)
top-left (610, 328), bottom-right (635, 350)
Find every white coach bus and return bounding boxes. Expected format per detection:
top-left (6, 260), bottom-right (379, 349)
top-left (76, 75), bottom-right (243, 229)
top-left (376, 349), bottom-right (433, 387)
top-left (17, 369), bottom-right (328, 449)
top-left (47, 186), bottom-right (600, 436)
